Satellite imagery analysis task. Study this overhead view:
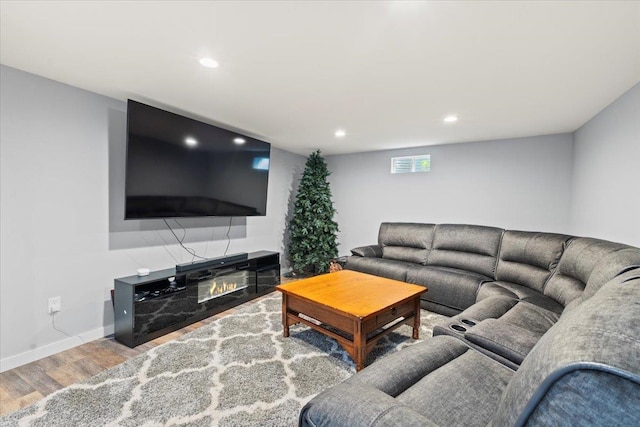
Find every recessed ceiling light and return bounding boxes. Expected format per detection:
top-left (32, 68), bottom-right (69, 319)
top-left (334, 129), bottom-right (346, 138)
top-left (443, 115), bottom-right (459, 123)
top-left (199, 57), bottom-right (219, 68)
top-left (185, 136), bottom-right (198, 147)
top-left (233, 137), bottom-right (246, 145)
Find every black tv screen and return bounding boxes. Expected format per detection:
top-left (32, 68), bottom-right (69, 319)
top-left (125, 100), bottom-right (270, 219)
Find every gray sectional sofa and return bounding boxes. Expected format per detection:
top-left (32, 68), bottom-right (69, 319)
top-left (300, 223), bottom-right (640, 426)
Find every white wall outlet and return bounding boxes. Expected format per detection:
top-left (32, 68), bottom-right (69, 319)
top-left (48, 296), bottom-right (61, 314)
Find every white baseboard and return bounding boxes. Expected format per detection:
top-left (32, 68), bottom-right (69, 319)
top-left (0, 325), bottom-right (114, 373)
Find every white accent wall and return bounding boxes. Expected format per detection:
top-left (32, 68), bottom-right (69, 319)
top-left (0, 65), bottom-right (305, 371)
top-left (570, 83), bottom-right (640, 247)
top-left (327, 134), bottom-right (575, 253)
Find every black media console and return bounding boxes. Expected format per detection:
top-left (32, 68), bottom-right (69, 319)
top-left (114, 251), bottom-right (280, 347)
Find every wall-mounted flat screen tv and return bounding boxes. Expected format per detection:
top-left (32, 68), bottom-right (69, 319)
top-left (125, 100), bottom-right (270, 219)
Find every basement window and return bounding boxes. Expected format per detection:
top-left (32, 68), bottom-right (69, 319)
top-left (391, 155), bottom-right (431, 174)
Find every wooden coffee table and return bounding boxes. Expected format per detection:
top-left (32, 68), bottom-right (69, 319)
top-left (276, 270), bottom-right (427, 371)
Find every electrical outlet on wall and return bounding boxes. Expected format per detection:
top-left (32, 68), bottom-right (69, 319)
top-left (48, 296), bottom-right (61, 314)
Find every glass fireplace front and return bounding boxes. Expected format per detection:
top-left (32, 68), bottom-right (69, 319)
top-left (196, 269), bottom-right (251, 304)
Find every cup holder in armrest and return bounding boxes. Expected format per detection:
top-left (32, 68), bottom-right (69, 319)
top-left (461, 319), bottom-right (476, 326)
top-left (450, 324), bottom-right (467, 333)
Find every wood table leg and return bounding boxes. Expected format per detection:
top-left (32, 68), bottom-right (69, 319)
top-left (354, 319), bottom-right (366, 371)
top-left (412, 297), bottom-right (420, 339)
top-left (282, 294), bottom-right (290, 337)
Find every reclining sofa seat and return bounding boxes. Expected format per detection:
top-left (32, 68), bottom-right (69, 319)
top-left (478, 230), bottom-right (573, 313)
top-left (436, 237), bottom-right (640, 365)
top-left (346, 223), bottom-right (505, 316)
top-left (299, 268), bottom-right (640, 427)
top-left (406, 224), bottom-right (504, 315)
top-left (346, 222), bottom-right (435, 282)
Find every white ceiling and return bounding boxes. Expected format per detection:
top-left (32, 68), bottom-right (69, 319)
top-left (1, 1), bottom-right (639, 155)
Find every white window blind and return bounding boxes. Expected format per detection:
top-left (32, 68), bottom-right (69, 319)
top-left (391, 155), bottom-right (431, 174)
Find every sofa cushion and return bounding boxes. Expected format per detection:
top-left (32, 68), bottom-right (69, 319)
top-left (434, 295), bottom-right (561, 333)
top-left (428, 224), bottom-right (504, 277)
top-left (406, 265), bottom-right (491, 312)
top-left (301, 336), bottom-right (514, 426)
top-left (347, 335), bottom-right (471, 396)
top-left (492, 271), bottom-right (640, 426)
top-left (543, 237), bottom-right (635, 307)
top-left (464, 318), bottom-right (544, 365)
top-left (383, 246), bottom-right (429, 265)
top-left (395, 348), bottom-right (512, 427)
top-left (563, 251), bottom-right (640, 315)
top-left (299, 382), bottom-right (436, 427)
top-left (580, 247), bottom-right (640, 300)
top-left (345, 256), bottom-right (414, 282)
top-left (495, 230), bottom-right (572, 292)
top-left (348, 336), bottom-right (512, 427)
top-left (378, 222), bottom-right (435, 265)
top-left (496, 300), bottom-right (561, 335)
top-left (477, 281), bottom-right (564, 314)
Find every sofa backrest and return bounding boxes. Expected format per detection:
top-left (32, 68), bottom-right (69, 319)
top-left (543, 237), bottom-right (636, 307)
top-left (491, 268), bottom-right (640, 426)
top-left (563, 247), bottom-right (640, 313)
top-left (427, 224), bottom-right (504, 277)
top-left (495, 231), bottom-right (572, 292)
top-left (378, 222), bottom-right (435, 265)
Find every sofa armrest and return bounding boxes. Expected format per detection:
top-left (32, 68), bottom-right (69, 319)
top-left (465, 318), bottom-right (543, 365)
top-left (351, 245), bottom-right (383, 258)
top-left (299, 382), bottom-right (436, 427)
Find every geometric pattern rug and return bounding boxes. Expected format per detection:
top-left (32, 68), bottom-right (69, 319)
top-left (0, 294), bottom-right (447, 426)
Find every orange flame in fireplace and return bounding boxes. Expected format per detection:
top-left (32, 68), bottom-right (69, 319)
top-left (209, 281), bottom-right (238, 296)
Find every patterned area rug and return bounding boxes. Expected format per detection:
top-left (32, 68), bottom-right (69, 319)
top-left (1, 294), bottom-right (446, 426)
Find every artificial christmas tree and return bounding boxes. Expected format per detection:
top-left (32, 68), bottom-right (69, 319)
top-left (287, 150), bottom-right (339, 275)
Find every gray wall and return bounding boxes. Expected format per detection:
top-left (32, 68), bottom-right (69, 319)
top-left (0, 65), bottom-right (305, 370)
top-left (327, 134), bottom-right (575, 253)
top-left (570, 83), bottom-right (640, 247)
top-left (2, 63), bottom-right (638, 371)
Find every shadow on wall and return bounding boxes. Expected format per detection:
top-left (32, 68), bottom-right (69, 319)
top-left (103, 297), bottom-right (115, 336)
top-left (106, 108), bottom-right (247, 251)
top-left (281, 167), bottom-right (303, 272)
